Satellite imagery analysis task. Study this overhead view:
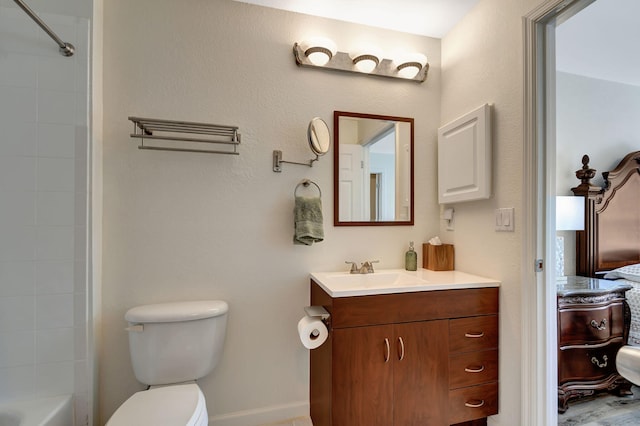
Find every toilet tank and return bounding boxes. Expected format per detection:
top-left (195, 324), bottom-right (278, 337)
top-left (125, 300), bottom-right (228, 386)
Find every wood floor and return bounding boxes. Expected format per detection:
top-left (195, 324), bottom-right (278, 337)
top-left (558, 385), bottom-right (640, 425)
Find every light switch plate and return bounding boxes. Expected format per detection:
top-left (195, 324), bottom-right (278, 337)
top-left (495, 207), bottom-right (514, 231)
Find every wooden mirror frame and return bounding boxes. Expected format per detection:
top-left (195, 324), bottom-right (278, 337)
top-left (333, 111), bottom-right (415, 226)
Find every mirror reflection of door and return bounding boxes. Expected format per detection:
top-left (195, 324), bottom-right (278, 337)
top-left (334, 111), bottom-right (414, 226)
top-left (369, 173), bottom-right (381, 221)
top-left (338, 143), bottom-right (364, 221)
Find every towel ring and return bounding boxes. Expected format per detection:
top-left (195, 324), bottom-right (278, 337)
top-left (294, 179), bottom-right (322, 198)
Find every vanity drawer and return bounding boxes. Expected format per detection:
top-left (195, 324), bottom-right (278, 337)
top-left (448, 382), bottom-right (498, 424)
top-left (449, 315), bottom-right (498, 353)
top-left (558, 340), bottom-right (623, 384)
top-left (449, 349), bottom-right (498, 389)
top-left (558, 303), bottom-right (625, 346)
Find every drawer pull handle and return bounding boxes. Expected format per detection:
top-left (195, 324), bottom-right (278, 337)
top-left (465, 331), bottom-right (485, 338)
top-left (465, 365), bottom-right (485, 373)
top-left (465, 399), bottom-right (485, 408)
top-left (591, 354), bottom-right (608, 368)
top-left (384, 338), bottom-right (390, 363)
top-left (590, 319), bottom-right (607, 331)
top-left (398, 337), bottom-right (405, 361)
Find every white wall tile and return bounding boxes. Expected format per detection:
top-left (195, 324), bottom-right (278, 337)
top-left (0, 87), bottom-right (37, 123)
top-left (0, 225), bottom-right (36, 261)
top-left (36, 361), bottom-right (74, 396)
top-left (74, 292), bottom-right (85, 327)
top-left (36, 260), bottom-right (74, 294)
top-left (36, 327), bottom-right (74, 363)
top-left (38, 55), bottom-right (76, 91)
top-left (36, 293), bottom-right (73, 328)
top-left (0, 365), bottom-right (35, 400)
top-left (0, 190), bottom-right (36, 226)
top-left (0, 121), bottom-right (37, 156)
top-left (37, 89), bottom-right (76, 124)
top-left (37, 157), bottom-right (75, 191)
top-left (0, 156), bottom-right (37, 191)
top-left (0, 331), bottom-right (35, 367)
top-left (74, 325), bottom-right (86, 360)
top-left (0, 295), bottom-right (35, 332)
top-left (38, 123), bottom-right (76, 158)
top-left (0, 52), bottom-right (37, 87)
top-left (37, 191), bottom-right (75, 226)
top-left (36, 226), bottom-right (74, 260)
top-left (0, 261), bottom-right (35, 296)
top-left (73, 260), bottom-right (86, 293)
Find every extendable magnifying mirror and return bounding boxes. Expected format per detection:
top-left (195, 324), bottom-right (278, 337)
top-left (273, 117), bottom-right (331, 172)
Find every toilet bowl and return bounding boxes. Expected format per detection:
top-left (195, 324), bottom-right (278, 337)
top-left (106, 300), bottom-right (228, 426)
top-left (107, 384), bottom-right (207, 426)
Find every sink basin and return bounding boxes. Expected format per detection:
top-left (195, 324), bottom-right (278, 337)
top-left (310, 268), bottom-right (500, 297)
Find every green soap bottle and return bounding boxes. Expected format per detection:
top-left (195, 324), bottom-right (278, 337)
top-left (405, 241), bottom-right (417, 271)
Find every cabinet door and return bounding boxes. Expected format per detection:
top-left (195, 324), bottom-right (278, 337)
top-left (333, 325), bottom-right (394, 426)
top-left (394, 320), bottom-right (449, 426)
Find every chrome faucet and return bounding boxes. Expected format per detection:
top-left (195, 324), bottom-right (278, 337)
top-left (345, 260), bottom-right (379, 274)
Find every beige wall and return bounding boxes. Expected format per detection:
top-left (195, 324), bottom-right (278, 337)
top-left (441, 0), bottom-right (543, 423)
top-left (101, 0), bottom-right (442, 423)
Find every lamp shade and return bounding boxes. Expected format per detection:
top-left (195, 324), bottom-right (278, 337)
top-left (556, 196), bottom-right (584, 231)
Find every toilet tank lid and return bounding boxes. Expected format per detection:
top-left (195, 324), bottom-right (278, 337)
top-left (125, 300), bottom-right (228, 323)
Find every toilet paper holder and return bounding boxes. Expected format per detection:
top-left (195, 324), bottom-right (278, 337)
top-left (304, 305), bottom-right (331, 328)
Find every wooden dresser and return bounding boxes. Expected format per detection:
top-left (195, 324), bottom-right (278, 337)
top-left (557, 276), bottom-right (633, 413)
top-left (310, 280), bottom-right (499, 426)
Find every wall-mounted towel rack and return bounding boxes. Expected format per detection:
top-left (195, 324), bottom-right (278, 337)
top-left (129, 117), bottom-right (241, 155)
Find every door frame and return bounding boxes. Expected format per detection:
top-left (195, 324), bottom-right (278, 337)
top-left (522, 0), bottom-right (595, 424)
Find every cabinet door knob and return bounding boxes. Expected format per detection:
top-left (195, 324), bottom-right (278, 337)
top-left (464, 365), bottom-right (485, 373)
top-left (384, 338), bottom-right (390, 363)
top-left (590, 319), bottom-right (607, 331)
top-left (465, 331), bottom-right (485, 338)
top-left (398, 337), bottom-right (405, 361)
top-left (464, 399), bottom-right (485, 408)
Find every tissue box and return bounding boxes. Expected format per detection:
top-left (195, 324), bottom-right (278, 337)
top-left (423, 243), bottom-right (454, 271)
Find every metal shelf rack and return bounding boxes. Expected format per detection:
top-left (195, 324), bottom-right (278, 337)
top-left (129, 117), bottom-right (241, 155)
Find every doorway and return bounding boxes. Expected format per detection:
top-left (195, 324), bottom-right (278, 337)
top-left (523, 0), bottom-right (596, 425)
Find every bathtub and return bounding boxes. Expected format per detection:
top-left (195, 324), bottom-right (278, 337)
top-left (0, 395), bottom-right (73, 426)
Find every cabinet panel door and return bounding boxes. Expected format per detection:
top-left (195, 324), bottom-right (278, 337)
top-left (332, 325), bottom-right (393, 426)
top-left (394, 320), bottom-right (449, 426)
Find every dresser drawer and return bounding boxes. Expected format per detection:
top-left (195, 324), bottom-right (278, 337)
top-left (449, 315), bottom-right (498, 353)
top-left (449, 349), bottom-right (498, 389)
top-left (558, 302), bottom-right (625, 346)
top-left (448, 382), bottom-right (498, 424)
top-left (558, 340), bottom-right (623, 384)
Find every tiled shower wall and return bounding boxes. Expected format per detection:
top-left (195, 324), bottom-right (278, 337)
top-left (0, 2), bottom-right (91, 424)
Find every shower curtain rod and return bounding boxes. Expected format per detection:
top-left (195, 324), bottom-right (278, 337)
top-left (13, 0), bottom-right (74, 57)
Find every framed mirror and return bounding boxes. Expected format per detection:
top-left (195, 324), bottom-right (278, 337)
top-left (333, 111), bottom-right (414, 226)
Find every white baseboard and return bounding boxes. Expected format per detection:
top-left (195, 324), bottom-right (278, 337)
top-left (210, 401), bottom-right (309, 426)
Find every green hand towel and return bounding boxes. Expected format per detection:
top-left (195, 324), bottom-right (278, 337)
top-left (294, 196), bottom-right (324, 245)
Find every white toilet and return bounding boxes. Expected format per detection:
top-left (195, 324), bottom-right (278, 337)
top-left (107, 300), bottom-right (229, 426)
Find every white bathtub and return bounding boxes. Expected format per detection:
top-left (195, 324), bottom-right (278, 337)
top-left (0, 395), bottom-right (73, 426)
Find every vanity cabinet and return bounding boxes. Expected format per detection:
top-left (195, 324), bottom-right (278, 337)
top-left (310, 281), bottom-right (499, 426)
top-left (557, 276), bottom-right (633, 413)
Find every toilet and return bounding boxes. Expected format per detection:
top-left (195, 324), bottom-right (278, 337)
top-left (107, 300), bottom-right (229, 426)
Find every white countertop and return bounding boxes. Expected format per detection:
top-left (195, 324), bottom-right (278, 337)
top-left (310, 268), bottom-right (500, 297)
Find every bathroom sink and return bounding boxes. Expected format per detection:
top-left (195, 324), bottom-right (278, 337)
top-left (310, 269), bottom-right (500, 297)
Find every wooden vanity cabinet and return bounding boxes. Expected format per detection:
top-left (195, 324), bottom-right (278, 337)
top-left (310, 281), bottom-right (499, 426)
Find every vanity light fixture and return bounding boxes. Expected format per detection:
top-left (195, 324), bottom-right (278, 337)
top-left (350, 48), bottom-right (381, 73)
top-left (293, 40), bottom-right (428, 83)
top-left (298, 38), bottom-right (337, 66)
top-left (396, 53), bottom-right (428, 79)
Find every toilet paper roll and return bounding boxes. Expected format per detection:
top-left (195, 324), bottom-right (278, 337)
top-left (298, 316), bottom-right (329, 349)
